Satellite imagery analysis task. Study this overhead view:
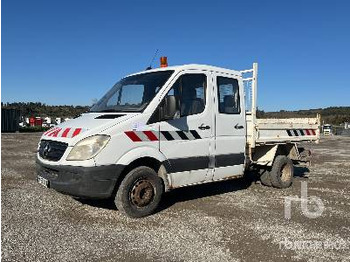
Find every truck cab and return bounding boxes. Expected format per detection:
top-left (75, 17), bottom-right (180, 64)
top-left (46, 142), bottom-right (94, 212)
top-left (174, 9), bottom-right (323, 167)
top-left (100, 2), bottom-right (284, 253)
top-left (36, 60), bottom-right (320, 217)
top-left (323, 124), bottom-right (332, 135)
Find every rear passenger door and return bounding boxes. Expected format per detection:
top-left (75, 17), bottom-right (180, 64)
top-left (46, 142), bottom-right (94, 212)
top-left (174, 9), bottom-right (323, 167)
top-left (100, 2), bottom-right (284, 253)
top-left (213, 74), bottom-right (246, 180)
top-left (148, 70), bottom-right (214, 187)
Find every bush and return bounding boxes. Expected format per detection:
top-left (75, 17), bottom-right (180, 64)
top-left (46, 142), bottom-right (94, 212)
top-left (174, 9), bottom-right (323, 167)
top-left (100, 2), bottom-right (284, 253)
top-left (19, 126), bottom-right (50, 133)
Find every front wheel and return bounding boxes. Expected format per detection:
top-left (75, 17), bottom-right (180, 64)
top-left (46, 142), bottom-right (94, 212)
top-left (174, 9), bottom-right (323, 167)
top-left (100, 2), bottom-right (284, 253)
top-left (115, 166), bottom-right (164, 218)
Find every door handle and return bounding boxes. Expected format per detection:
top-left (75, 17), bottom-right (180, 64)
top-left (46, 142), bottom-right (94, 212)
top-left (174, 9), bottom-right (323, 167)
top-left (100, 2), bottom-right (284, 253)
top-left (198, 124), bottom-right (210, 130)
top-left (234, 124), bottom-right (244, 129)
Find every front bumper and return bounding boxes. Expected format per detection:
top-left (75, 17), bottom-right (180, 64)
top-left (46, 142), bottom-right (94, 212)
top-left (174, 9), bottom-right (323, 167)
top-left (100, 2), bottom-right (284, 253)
top-left (36, 158), bottom-right (125, 199)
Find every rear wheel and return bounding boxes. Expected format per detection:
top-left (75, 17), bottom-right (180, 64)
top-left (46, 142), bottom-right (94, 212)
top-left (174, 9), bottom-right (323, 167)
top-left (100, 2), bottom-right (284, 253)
top-left (269, 155), bottom-right (294, 188)
top-left (260, 169), bottom-right (272, 187)
top-left (115, 166), bottom-right (164, 218)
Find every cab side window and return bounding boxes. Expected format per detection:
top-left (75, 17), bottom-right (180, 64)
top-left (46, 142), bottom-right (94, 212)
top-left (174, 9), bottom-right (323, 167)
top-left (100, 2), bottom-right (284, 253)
top-left (217, 77), bottom-right (240, 114)
top-left (173, 74), bottom-right (206, 117)
top-left (149, 74), bottom-right (207, 123)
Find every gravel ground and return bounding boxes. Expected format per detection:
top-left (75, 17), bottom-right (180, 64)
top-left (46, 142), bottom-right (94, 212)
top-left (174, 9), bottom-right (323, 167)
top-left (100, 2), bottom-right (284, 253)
top-left (2, 133), bottom-right (350, 261)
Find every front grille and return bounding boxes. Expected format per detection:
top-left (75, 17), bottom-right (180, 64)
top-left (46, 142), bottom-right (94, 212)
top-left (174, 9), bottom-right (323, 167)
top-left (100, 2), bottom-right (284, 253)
top-left (38, 140), bottom-right (68, 161)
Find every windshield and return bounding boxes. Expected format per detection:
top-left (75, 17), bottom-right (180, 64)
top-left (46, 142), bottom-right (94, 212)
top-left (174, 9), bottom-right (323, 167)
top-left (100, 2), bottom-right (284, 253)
top-left (90, 70), bottom-right (174, 112)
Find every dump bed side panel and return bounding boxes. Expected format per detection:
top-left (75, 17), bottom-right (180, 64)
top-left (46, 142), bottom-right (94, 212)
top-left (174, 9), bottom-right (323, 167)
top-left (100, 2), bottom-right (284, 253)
top-left (254, 117), bottom-right (320, 144)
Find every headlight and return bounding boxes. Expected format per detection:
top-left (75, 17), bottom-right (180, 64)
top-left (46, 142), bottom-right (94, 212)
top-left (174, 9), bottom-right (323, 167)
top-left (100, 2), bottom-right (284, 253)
top-left (67, 135), bottom-right (110, 161)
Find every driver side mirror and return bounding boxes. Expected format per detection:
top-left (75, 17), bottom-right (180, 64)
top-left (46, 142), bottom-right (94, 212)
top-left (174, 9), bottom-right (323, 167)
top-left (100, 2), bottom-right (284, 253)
top-left (162, 95), bottom-right (179, 120)
top-left (148, 95), bottom-right (180, 124)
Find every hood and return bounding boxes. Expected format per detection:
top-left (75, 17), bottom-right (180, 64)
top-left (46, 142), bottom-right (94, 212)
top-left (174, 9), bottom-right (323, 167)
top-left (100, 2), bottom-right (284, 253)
top-left (41, 112), bottom-right (139, 144)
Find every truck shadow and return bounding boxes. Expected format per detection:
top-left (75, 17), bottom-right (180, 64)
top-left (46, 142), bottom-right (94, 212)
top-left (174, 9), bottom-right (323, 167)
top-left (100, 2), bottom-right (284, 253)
top-left (75, 168), bottom-right (309, 213)
top-left (76, 197), bottom-right (117, 210)
top-left (158, 174), bottom-right (255, 212)
top-left (294, 166), bottom-right (310, 178)
top-left (76, 174), bottom-right (256, 212)
top-left (159, 166), bottom-right (310, 211)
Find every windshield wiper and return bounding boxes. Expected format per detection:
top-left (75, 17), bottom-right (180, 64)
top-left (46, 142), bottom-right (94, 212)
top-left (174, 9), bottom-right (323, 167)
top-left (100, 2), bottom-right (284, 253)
top-left (89, 108), bottom-right (141, 113)
top-left (99, 109), bottom-right (120, 112)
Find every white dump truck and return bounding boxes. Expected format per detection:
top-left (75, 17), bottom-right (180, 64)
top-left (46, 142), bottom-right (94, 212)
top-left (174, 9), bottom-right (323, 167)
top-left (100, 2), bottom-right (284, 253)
top-left (36, 59), bottom-right (320, 217)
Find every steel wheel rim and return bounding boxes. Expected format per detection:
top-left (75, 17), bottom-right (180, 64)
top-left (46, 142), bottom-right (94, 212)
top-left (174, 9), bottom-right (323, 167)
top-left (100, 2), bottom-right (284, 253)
top-left (280, 163), bottom-right (292, 182)
top-left (130, 179), bottom-right (155, 207)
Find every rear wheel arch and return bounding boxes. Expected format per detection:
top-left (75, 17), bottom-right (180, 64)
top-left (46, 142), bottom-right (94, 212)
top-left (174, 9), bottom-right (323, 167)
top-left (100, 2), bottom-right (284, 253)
top-left (275, 143), bottom-right (299, 160)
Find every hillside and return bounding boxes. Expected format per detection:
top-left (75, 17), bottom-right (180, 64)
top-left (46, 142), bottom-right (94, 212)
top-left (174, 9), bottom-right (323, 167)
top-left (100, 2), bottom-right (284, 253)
top-left (257, 107), bottom-right (350, 125)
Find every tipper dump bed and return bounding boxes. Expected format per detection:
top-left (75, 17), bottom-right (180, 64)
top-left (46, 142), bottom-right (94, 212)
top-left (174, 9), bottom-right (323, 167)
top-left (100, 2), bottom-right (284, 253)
top-left (241, 63), bottom-right (320, 149)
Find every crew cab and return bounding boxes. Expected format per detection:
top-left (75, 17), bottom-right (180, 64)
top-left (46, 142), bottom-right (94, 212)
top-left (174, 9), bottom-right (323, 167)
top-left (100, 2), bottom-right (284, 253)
top-left (36, 59), bottom-right (320, 217)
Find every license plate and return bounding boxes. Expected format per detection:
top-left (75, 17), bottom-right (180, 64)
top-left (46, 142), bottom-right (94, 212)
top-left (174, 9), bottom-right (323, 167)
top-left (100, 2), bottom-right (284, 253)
top-left (37, 175), bottom-right (49, 188)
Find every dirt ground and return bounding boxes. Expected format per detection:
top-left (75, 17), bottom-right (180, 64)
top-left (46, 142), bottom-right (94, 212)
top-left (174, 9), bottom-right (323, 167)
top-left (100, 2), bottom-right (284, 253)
top-left (1, 133), bottom-right (350, 262)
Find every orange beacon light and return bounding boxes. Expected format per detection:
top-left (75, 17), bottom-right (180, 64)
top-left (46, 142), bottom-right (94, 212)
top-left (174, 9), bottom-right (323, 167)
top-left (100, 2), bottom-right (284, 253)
top-left (160, 56), bottom-right (168, 67)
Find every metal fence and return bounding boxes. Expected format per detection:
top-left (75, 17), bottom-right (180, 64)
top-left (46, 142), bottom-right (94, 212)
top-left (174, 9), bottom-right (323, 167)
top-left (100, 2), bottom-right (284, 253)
top-left (1, 109), bottom-right (20, 132)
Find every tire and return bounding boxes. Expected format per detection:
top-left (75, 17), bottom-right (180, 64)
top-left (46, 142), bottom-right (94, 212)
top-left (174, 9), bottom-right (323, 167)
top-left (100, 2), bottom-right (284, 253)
top-left (269, 155), bottom-right (294, 188)
top-left (115, 166), bottom-right (164, 218)
top-left (260, 169), bottom-right (272, 187)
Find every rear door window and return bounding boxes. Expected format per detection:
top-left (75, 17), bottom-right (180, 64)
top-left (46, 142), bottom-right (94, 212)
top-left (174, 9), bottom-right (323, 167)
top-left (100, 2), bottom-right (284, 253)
top-left (217, 77), bottom-right (240, 114)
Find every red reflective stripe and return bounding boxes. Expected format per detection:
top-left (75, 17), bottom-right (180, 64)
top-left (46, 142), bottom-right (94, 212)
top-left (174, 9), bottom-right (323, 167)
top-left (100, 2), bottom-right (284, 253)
top-left (311, 129), bottom-right (316, 135)
top-left (47, 128), bottom-right (58, 136)
top-left (143, 131), bottom-right (158, 141)
top-left (72, 128), bottom-right (82, 137)
top-left (51, 128), bottom-right (61, 137)
top-left (125, 131), bottom-right (142, 142)
top-left (44, 127), bottom-right (56, 135)
top-left (305, 129), bottom-right (311, 135)
top-left (44, 127), bottom-right (58, 135)
top-left (61, 128), bottom-right (71, 137)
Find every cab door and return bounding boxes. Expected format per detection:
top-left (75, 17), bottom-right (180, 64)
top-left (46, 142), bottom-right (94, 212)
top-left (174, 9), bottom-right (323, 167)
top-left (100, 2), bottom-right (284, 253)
top-left (212, 73), bottom-right (246, 180)
top-left (149, 70), bottom-right (214, 187)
